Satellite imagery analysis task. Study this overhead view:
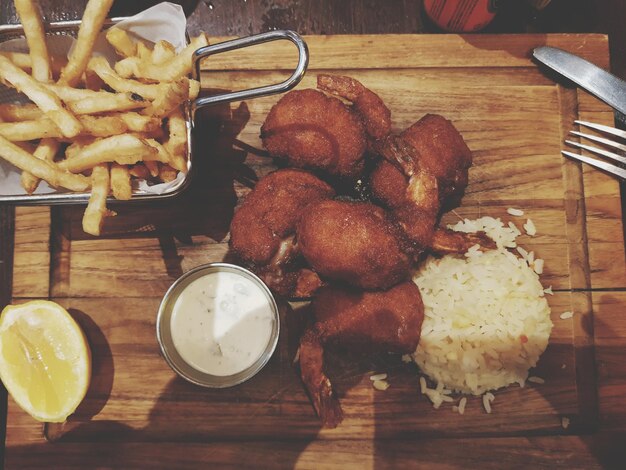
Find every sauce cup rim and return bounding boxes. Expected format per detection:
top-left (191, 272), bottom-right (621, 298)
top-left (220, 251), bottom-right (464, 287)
top-left (156, 262), bottom-right (280, 388)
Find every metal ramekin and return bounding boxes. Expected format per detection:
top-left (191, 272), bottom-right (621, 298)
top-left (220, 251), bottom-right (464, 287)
top-left (156, 263), bottom-right (280, 388)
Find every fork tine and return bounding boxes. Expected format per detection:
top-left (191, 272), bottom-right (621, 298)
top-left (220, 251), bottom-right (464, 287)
top-left (575, 120), bottom-right (626, 140)
top-left (569, 130), bottom-right (626, 153)
top-left (565, 140), bottom-right (626, 165)
top-left (562, 150), bottom-right (626, 180)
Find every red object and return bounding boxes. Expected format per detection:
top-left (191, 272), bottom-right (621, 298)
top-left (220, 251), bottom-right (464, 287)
top-left (424, 0), bottom-right (498, 32)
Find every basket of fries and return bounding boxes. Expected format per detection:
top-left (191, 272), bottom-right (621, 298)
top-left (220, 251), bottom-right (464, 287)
top-left (0, 1), bottom-right (308, 235)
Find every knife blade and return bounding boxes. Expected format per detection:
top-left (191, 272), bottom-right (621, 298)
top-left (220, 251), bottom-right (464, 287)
top-left (533, 46), bottom-right (626, 116)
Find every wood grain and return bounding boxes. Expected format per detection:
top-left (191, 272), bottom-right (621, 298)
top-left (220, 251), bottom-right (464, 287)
top-left (4, 293), bottom-right (624, 469)
top-left (2, 0), bottom-right (626, 468)
top-left (4, 434), bottom-right (626, 470)
top-left (200, 34), bottom-right (611, 71)
top-left (21, 292), bottom-right (579, 441)
top-left (3, 33), bottom-right (624, 469)
top-left (0, 205), bottom-right (14, 463)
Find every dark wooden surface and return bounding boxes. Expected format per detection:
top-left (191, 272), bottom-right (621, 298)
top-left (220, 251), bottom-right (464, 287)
top-left (1, 1), bottom-right (623, 74)
top-left (1, 1), bottom-right (626, 468)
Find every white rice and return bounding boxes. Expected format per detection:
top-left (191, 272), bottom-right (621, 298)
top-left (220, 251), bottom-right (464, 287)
top-left (419, 376), bottom-right (427, 394)
top-left (507, 208), bottom-right (524, 216)
top-left (372, 380), bottom-right (390, 391)
top-left (482, 394), bottom-right (492, 413)
top-left (524, 219), bottom-right (537, 236)
top-left (458, 397), bottom-right (467, 414)
top-left (411, 216), bottom-right (553, 396)
top-left (370, 373), bottom-right (388, 381)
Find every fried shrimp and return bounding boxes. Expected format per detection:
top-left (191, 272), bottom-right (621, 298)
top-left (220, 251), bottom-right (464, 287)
top-left (300, 282), bottom-right (425, 428)
top-left (260, 75), bottom-right (391, 179)
top-left (229, 169), bottom-right (335, 297)
top-left (298, 200), bottom-right (411, 290)
top-left (317, 74), bottom-right (391, 141)
top-left (261, 89), bottom-right (367, 178)
top-left (371, 114), bottom-right (495, 253)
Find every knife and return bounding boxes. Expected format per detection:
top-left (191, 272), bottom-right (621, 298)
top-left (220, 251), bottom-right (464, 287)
top-left (533, 46), bottom-right (626, 116)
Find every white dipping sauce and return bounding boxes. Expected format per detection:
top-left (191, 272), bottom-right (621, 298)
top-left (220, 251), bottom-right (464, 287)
top-left (170, 271), bottom-right (275, 377)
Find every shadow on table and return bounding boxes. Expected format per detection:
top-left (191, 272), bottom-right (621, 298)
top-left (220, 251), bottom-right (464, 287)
top-left (368, 294), bottom-right (626, 469)
top-left (5, 300), bottom-right (623, 468)
top-left (66, 308), bottom-right (115, 421)
top-left (27, 302), bottom-right (331, 469)
top-left (60, 92), bottom-right (252, 243)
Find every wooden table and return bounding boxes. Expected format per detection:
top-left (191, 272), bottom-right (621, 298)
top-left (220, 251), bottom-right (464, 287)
top-left (1, 1), bottom-right (626, 468)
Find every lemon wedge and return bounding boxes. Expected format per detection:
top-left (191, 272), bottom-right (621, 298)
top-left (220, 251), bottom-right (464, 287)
top-left (0, 300), bottom-right (91, 422)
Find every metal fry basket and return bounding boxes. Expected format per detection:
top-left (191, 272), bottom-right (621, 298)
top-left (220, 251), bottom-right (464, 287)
top-left (0, 19), bottom-right (308, 204)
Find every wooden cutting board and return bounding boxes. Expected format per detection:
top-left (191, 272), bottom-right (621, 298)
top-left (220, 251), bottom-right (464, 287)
top-left (5, 34), bottom-right (626, 467)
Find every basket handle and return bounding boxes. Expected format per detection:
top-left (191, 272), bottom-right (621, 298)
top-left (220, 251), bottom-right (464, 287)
top-left (190, 30), bottom-right (308, 117)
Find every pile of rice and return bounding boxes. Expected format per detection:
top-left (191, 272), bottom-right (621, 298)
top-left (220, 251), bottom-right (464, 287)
top-left (411, 216), bottom-right (553, 399)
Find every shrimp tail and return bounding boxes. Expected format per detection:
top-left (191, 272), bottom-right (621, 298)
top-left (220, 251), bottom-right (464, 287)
top-left (299, 328), bottom-right (343, 428)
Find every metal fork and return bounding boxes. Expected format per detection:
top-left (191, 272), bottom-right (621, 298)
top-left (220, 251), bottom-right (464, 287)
top-left (562, 120), bottom-right (626, 180)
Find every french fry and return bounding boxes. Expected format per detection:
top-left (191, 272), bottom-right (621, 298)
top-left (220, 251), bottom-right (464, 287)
top-left (115, 34), bottom-right (209, 81)
top-left (65, 136), bottom-right (96, 160)
top-left (0, 52), bottom-right (67, 78)
top-left (158, 163), bottom-right (178, 183)
top-left (143, 138), bottom-right (174, 164)
top-left (143, 76), bottom-right (189, 118)
top-left (14, 0), bottom-right (51, 82)
top-left (0, 103), bottom-right (42, 121)
top-left (117, 112), bottom-right (160, 133)
top-left (105, 27), bottom-right (136, 58)
top-left (0, 52), bottom-right (32, 70)
top-left (113, 57), bottom-right (139, 80)
top-left (49, 83), bottom-right (113, 101)
top-left (110, 162), bottom-right (132, 200)
top-left (82, 163), bottom-right (110, 236)
top-left (0, 55), bottom-right (82, 137)
top-left (152, 40), bottom-right (176, 65)
top-left (0, 115), bottom-right (127, 141)
top-left (128, 163), bottom-right (151, 179)
top-left (65, 92), bottom-right (149, 115)
top-left (47, 85), bottom-right (145, 102)
top-left (164, 109), bottom-right (187, 171)
top-left (0, 135), bottom-right (89, 191)
top-left (140, 125), bottom-right (166, 141)
top-left (76, 115), bottom-right (128, 136)
top-left (59, 0), bottom-right (114, 86)
top-left (88, 56), bottom-right (164, 100)
top-left (144, 160), bottom-right (159, 177)
top-left (57, 134), bottom-right (158, 172)
top-left (136, 41), bottom-right (153, 61)
top-left (83, 68), bottom-right (106, 91)
top-left (20, 138), bottom-right (59, 194)
top-left (189, 79), bottom-right (200, 100)
top-left (0, 120), bottom-right (60, 140)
